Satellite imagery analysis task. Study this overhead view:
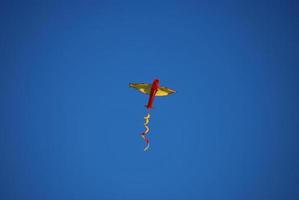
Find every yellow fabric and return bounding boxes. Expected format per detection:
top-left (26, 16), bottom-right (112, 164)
top-left (129, 83), bottom-right (152, 94)
top-left (129, 83), bottom-right (176, 96)
top-left (156, 86), bottom-right (176, 96)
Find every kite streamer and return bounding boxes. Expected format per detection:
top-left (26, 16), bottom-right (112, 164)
top-left (141, 113), bottom-right (150, 151)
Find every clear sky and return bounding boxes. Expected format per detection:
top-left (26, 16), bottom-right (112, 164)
top-left (1, 1), bottom-right (299, 199)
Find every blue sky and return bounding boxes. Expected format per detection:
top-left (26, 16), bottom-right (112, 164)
top-left (1, 1), bottom-right (299, 199)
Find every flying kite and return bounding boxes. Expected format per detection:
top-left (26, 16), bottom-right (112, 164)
top-left (129, 79), bottom-right (176, 151)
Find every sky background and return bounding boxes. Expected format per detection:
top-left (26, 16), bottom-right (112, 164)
top-left (1, 0), bottom-right (299, 199)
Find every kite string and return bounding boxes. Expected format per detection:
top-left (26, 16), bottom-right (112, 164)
top-left (141, 112), bottom-right (151, 151)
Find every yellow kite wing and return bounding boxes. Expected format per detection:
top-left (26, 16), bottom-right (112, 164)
top-left (156, 86), bottom-right (176, 96)
top-left (129, 83), bottom-right (152, 94)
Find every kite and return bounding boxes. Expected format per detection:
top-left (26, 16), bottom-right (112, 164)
top-left (129, 79), bottom-right (176, 151)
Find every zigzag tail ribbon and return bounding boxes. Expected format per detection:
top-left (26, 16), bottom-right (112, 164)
top-left (141, 113), bottom-right (150, 151)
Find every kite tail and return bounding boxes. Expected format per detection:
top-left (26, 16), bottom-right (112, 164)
top-left (141, 113), bottom-right (151, 151)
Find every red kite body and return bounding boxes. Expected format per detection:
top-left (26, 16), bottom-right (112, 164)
top-left (146, 79), bottom-right (159, 109)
